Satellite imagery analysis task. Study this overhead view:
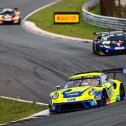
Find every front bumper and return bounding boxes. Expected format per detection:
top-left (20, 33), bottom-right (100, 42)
top-left (49, 100), bottom-right (97, 112)
top-left (99, 46), bottom-right (126, 54)
top-left (0, 19), bottom-right (20, 24)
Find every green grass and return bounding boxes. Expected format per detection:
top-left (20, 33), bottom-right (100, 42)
top-left (0, 98), bottom-right (48, 124)
top-left (90, 4), bottom-right (100, 15)
top-left (28, 0), bottom-right (108, 40)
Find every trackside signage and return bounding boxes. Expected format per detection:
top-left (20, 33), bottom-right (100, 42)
top-left (54, 12), bottom-right (80, 24)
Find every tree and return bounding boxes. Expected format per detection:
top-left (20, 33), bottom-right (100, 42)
top-left (100, 0), bottom-right (116, 16)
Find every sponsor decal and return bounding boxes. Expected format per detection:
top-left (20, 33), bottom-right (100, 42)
top-left (4, 18), bottom-right (12, 21)
top-left (54, 12), bottom-right (80, 24)
top-left (115, 47), bottom-right (124, 50)
top-left (64, 92), bottom-right (82, 98)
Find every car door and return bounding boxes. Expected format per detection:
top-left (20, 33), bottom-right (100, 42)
top-left (101, 74), bottom-right (115, 100)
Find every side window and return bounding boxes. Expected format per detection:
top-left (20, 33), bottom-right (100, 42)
top-left (101, 74), bottom-right (108, 84)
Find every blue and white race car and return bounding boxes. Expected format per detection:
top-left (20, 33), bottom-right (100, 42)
top-left (92, 31), bottom-right (126, 55)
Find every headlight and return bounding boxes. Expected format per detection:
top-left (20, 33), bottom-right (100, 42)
top-left (89, 88), bottom-right (96, 96)
top-left (104, 45), bottom-right (110, 48)
top-left (99, 45), bottom-right (104, 47)
top-left (13, 16), bottom-right (19, 20)
top-left (52, 92), bottom-right (59, 99)
top-left (0, 17), bottom-right (3, 20)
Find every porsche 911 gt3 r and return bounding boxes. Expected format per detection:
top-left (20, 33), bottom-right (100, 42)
top-left (49, 68), bottom-right (125, 113)
top-left (0, 8), bottom-right (21, 24)
top-left (92, 31), bottom-right (126, 55)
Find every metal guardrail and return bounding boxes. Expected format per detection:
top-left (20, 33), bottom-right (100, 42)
top-left (82, 0), bottom-right (126, 30)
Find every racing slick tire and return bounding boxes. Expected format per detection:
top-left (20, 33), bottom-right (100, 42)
top-left (97, 90), bottom-right (108, 106)
top-left (97, 49), bottom-right (105, 56)
top-left (120, 83), bottom-right (125, 101)
top-left (49, 109), bottom-right (58, 114)
top-left (49, 106), bottom-right (54, 114)
top-left (93, 44), bottom-right (105, 56)
top-left (49, 105), bottom-right (58, 114)
top-left (49, 108), bottom-right (54, 114)
top-left (17, 18), bottom-right (21, 25)
top-left (14, 18), bottom-right (21, 25)
top-left (92, 43), bottom-right (96, 54)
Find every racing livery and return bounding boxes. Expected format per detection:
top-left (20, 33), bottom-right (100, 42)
top-left (92, 31), bottom-right (126, 55)
top-left (0, 8), bottom-right (21, 24)
top-left (49, 68), bottom-right (125, 113)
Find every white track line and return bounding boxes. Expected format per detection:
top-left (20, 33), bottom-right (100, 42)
top-left (23, 21), bottom-right (92, 42)
top-left (0, 96), bottom-right (48, 105)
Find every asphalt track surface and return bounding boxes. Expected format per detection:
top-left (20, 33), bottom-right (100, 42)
top-left (0, 0), bottom-right (126, 126)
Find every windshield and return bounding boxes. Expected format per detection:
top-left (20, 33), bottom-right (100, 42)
top-left (102, 35), bottom-right (126, 42)
top-left (0, 10), bottom-right (14, 16)
top-left (64, 77), bottom-right (100, 88)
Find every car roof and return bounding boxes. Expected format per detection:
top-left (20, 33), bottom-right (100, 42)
top-left (102, 34), bottom-right (124, 38)
top-left (69, 72), bottom-right (104, 80)
top-left (2, 8), bottom-right (14, 12)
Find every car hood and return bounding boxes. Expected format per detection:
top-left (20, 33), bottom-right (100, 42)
top-left (61, 86), bottom-right (91, 92)
top-left (55, 86), bottom-right (92, 98)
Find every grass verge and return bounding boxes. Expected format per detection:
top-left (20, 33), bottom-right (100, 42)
top-left (0, 97), bottom-right (48, 124)
top-left (90, 4), bottom-right (100, 15)
top-left (28, 0), bottom-right (108, 40)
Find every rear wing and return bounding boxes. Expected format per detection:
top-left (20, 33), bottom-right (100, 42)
top-left (93, 31), bottom-right (126, 36)
top-left (101, 68), bottom-right (125, 73)
top-left (74, 67), bottom-right (126, 79)
top-left (101, 68), bottom-right (126, 79)
top-left (93, 32), bottom-right (108, 35)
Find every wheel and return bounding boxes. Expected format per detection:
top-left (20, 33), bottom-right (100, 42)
top-left (92, 43), bottom-right (96, 54)
top-left (49, 105), bottom-right (55, 114)
top-left (95, 44), bottom-right (101, 55)
top-left (14, 18), bottom-right (21, 25)
top-left (97, 90), bottom-right (108, 106)
top-left (97, 50), bottom-right (106, 56)
top-left (94, 44), bottom-right (106, 56)
top-left (49, 104), bottom-right (59, 114)
top-left (17, 18), bottom-right (21, 25)
top-left (120, 83), bottom-right (125, 101)
top-left (49, 108), bottom-right (54, 115)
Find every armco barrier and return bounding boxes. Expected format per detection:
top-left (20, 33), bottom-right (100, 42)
top-left (82, 0), bottom-right (126, 30)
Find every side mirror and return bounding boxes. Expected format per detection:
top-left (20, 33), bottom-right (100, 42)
top-left (56, 85), bottom-right (61, 90)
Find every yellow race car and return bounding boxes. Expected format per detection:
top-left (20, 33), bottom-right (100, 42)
top-left (49, 68), bottom-right (125, 113)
